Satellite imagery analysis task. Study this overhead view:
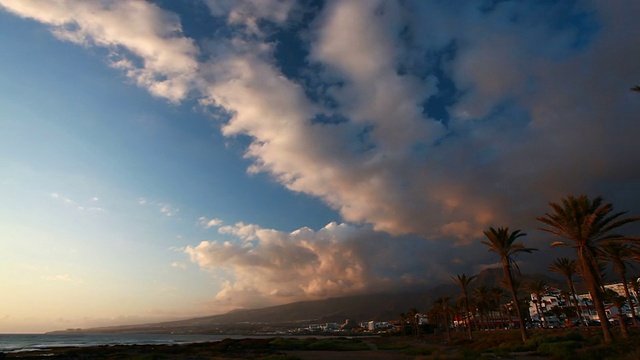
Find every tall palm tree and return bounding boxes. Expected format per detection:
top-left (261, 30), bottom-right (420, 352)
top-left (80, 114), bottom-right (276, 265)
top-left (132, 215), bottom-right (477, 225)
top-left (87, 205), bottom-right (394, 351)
top-left (537, 195), bottom-right (640, 343)
top-left (525, 280), bottom-right (548, 328)
top-left (482, 227), bottom-right (538, 342)
top-left (600, 242), bottom-right (638, 325)
top-left (452, 274), bottom-right (477, 339)
top-left (549, 257), bottom-right (585, 325)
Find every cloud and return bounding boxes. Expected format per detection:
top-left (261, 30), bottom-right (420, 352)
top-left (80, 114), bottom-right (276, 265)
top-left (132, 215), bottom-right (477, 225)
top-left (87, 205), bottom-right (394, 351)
top-left (50, 192), bottom-right (106, 212)
top-left (138, 197), bottom-right (178, 217)
top-left (50, 192), bottom-right (74, 204)
top-left (159, 203), bottom-right (179, 217)
top-left (6, 1), bottom-right (640, 283)
top-left (185, 221), bottom-right (482, 310)
top-left (41, 274), bottom-right (83, 284)
top-left (0, 0), bottom-right (199, 102)
top-left (204, 0), bottom-right (297, 37)
top-left (170, 262), bottom-right (187, 269)
top-left (198, 216), bottom-right (223, 229)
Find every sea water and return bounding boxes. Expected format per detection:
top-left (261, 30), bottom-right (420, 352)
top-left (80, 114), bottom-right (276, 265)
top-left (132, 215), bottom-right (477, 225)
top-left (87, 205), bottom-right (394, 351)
top-left (0, 333), bottom-right (247, 353)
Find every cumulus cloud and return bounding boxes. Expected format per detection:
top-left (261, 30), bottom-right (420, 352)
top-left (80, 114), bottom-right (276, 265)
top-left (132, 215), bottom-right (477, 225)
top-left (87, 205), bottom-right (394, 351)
top-left (6, 1), bottom-right (640, 303)
top-left (186, 221), bottom-right (461, 310)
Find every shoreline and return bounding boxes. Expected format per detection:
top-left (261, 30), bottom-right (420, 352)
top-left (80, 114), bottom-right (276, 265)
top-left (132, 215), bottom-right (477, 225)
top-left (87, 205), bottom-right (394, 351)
top-left (0, 336), bottom-right (408, 359)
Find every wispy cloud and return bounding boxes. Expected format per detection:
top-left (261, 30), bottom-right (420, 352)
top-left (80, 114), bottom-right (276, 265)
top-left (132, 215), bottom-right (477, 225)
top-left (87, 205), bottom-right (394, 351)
top-left (137, 197), bottom-right (178, 217)
top-left (198, 216), bottom-right (223, 229)
top-left (41, 274), bottom-right (83, 284)
top-left (159, 203), bottom-right (179, 217)
top-left (50, 192), bottom-right (106, 212)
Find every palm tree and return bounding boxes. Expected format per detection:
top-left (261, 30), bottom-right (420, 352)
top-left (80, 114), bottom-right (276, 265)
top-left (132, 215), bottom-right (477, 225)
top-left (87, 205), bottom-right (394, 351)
top-left (537, 195), bottom-right (640, 343)
top-left (452, 274), bottom-right (477, 339)
top-left (398, 312), bottom-right (407, 336)
top-left (605, 289), bottom-right (629, 338)
top-left (491, 287), bottom-right (505, 330)
top-left (525, 280), bottom-right (548, 328)
top-left (600, 242), bottom-right (638, 325)
top-left (482, 227), bottom-right (538, 342)
top-left (436, 296), bottom-right (452, 342)
top-left (408, 307), bottom-right (420, 337)
top-left (473, 285), bottom-right (492, 331)
top-left (549, 257), bottom-right (585, 325)
top-left (631, 279), bottom-right (640, 305)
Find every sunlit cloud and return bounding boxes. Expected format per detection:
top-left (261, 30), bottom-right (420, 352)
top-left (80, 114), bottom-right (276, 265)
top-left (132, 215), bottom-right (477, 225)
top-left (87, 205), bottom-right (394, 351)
top-left (9, 0), bottom-right (637, 245)
top-left (2, 0), bottom-right (638, 324)
top-left (185, 221), bottom-right (470, 310)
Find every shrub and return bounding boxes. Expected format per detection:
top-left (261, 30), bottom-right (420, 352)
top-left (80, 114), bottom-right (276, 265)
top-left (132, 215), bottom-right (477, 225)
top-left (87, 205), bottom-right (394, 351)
top-left (269, 338), bottom-right (315, 350)
top-left (306, 339), bottom-right (369, 351)
top-left (537, 341), bottom-right (581, 360)
top-left (400, 346), bottom-right (435, 356)
top-left (259, 355), bottom-right (302, 360)
top-left (373, 341), bottom-right (410, 350)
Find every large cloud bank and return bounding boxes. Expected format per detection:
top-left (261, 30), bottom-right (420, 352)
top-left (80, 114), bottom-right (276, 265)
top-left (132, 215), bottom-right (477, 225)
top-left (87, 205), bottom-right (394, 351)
top-left (3, 0), bottom-right (639, 306)
top-left (186, 222), bottom-right (446, 309)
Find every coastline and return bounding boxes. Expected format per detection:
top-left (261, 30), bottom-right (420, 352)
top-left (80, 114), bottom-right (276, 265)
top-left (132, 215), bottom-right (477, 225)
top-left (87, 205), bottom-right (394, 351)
top-left (0, 336), bottom-right (410, 360)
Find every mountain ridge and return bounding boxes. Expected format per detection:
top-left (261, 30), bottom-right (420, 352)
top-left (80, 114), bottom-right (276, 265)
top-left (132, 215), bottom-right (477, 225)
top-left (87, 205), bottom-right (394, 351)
top-left (48, 269), bottom-right (564, 334)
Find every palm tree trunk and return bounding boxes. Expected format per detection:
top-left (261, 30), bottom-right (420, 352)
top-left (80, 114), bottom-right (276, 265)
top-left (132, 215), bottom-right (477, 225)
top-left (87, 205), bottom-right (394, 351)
top-left (463, 296), bottom-right (473, 340)
top-left (580, 249), bottom-right (613, 342)
top-left (502, 260), bottom-right (529, 342)
top-left (566, 275), bottom-right (586, 325)
top-left (620, 275), bottom-right (638, 326)
top-left (618, 308), bottom-right (629, 338)
top-left (444, 307), bottom-right (452, 342)
top-left (496, 300), bottom-right (504, 330)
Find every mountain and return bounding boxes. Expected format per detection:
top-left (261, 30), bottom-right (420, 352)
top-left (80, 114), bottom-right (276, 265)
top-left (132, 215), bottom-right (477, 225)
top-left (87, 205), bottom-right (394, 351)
top-left (47, 268), bottom-right (565, 334)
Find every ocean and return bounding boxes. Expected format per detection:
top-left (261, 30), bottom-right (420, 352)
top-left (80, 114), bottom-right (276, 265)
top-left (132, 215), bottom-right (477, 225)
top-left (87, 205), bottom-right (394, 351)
top-left (0, 333), bottom-right (257, 353)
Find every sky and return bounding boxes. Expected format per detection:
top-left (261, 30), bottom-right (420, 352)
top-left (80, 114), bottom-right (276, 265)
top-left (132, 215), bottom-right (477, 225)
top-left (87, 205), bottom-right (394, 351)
top-left (0, 0), bottom-right (639, 333)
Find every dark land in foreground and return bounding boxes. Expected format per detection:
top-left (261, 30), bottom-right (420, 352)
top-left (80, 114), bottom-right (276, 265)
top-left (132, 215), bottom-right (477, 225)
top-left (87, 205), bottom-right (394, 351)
top-left (6, 327), bottom-right (640, 359)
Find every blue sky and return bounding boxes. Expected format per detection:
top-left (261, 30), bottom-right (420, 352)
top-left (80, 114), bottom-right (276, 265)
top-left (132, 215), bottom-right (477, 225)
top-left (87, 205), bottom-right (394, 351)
top-left (1, 0), bottom-right (639, 333)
